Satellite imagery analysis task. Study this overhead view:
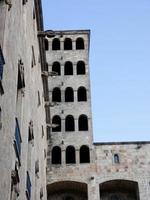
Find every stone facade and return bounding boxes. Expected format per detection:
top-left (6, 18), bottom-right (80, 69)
top-left (0, 0), bottom-right (48, 199)
top-left (0, 1), bottom-right (150, 200)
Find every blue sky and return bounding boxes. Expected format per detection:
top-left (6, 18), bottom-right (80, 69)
top-left (42, 0), bottom-right (150, 142)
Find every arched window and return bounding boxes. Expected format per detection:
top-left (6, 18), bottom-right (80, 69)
top-left (52, 62), bottom-right (61, 75)
top-left (66, 146), bottom-right (76, 164)
top-left (52, 146), bottom-right (61, 164)
top-left (78, 115), bottom-right (88, 131)
top-left (77, 61), bottom-right (85, 75)
top-left (65, 115), bottom-right (75, 131)
top-left (114, 154), bottom-right (120, 164)
top-left (45, 39), bottom-right (49, 51)
top-left (65, 87), bottom-right (74, 102)
top-left (80, 145), bottom-right (90, 163)
top-left (52, 115), bottom-right (61, 132)
top-left (77, 87), bottom-right (87, 101)
top-left (76, 38), bottom-right (84, 50)
top-left (52, 38), bottom-right (60, 50)
top-left (52, 87), bottom-right (61, 102)
top-left (64, 38), bottom-right (72, 50)
top-left (64, 61), bottom-right (73, 75)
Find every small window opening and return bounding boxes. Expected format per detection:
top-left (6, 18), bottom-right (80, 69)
top-left (52, 38), bottom-right (60, 50)
top-left (114, 154), bottom-right (120, 164)
top-left (52, 146), bottom-right (61, 164)
top-left (26, 171), bottom-right (31, 200)
top-left (77, 61), bottom-right (85, 75)
top-left (45, 39), bottom-right (49, 51)
top-left (17, 59), bottom-right (25, 90)
top-left (80, 145), bottom-right (90, 163)
top-left (78, 115), bottom-right (88, 131)
top-left (28, 120), bottom-right (34, 142)
top-left (37, 91), bottom-right (41, 106)
top-left (52, 62), bottom-right (61, 75)
top-left (77, 87), bottom-right (87, 101)
top-left (65, 115), bottom-right (75, 131)
top-left (31, 46), bottom-right (36, 67)
top-left (0, 46), bottom-right (5, 80)
top-left (65, 87), bottom-right (74, 102)
top-left (22, 0), bottom-right (28, 5)
top-left (33, 7), bottom-right (35, 19)
top-left (52, 87), bottom-right (61, 102)
top-left (76, 38), bottom-right (84, 50)
top-left (64, 61), bottom-right (73, 75)
top-left (66, 146), bottom-right (76, 164)
top-left (52, 115), bottom-right (61, 132)
top-left (64, 38), bottom-right (72, 50)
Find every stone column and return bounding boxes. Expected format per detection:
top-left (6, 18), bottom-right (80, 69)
top-left (76, 149), bottom-right (80, 164)
top-left (88, 181), bottom-right (100, 200)
top-left (62, 149), bottom-right (66, 166)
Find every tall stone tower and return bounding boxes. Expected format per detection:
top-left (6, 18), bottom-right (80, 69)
top-left (46, 30), bottom-right (93, 199)
top-left (46, 30), bottom-right (93, 164)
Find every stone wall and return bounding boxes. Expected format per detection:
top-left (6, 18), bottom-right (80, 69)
top-left (47, 142), bottom-right (150, 200)
top-left (0, 0), bottom-right (47, 199)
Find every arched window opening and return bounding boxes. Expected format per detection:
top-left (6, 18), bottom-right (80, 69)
top-left (65, 115), bottom-right (75, 131)
top-left (64, 61), bottom-right (73, 75)
top-left (65, 87), bottom-right (74, 102)
top-left (52, 115), bottom-right (61, 132)
top-left (80, 145), bottom-right (90, 163)
top-left (77, 61), bottom-right (85, 75)
top-left (52, 38), bottom-right (60, 50)
top-left (78, 115), bottom-right (88, 131)
top-left (66, 146), bottom-right (76, 164)
top-left (45, 39), bottom-right (49, 51)
top-left (52, 87), bottom-right (61, 102)
top-left (52, 146), bottom-right (61, 164)
top-left (76, 38), bottom-right (84, 50)
top-left (114, 154), bottom-right (120, 164)
top-left (77, 87), bottom-right (87, 102)
top-left (64, 38), bottom-right (72, 50)
top-left (52, 62), bottom-right (61, 75)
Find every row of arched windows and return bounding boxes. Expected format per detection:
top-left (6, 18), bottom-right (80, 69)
top-left (52, 115), bottom-right (88, 132)
top-left (51, 61), bottom-right (86, 75)
top-left (52, 145), bottom-right (90, 164)
top-left (52, 87), bottom-right (87, 102)
top-left (45, 37), bottom-right (85, 51)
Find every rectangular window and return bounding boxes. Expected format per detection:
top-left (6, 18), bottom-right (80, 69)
top-left (0, 46), bottom-right (5, 80)
top-left (14, 118), bottom-right (22, 160)
top-left (26, 171), bottom-right (31, 200)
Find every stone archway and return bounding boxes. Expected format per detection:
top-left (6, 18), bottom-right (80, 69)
top-left (47, 181), bottom-right (88, 200)
top-left (99, 180), bottom-right (140, 200)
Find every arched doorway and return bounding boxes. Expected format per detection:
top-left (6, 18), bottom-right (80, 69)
top-left (99, 180), bottom-right (140, 200)
top-left (47, 181), bottom-right (88, 200)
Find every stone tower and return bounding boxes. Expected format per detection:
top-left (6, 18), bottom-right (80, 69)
top-left (46, 30), bottom-right (93, 166)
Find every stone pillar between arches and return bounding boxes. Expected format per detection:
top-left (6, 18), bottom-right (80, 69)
top-left (88, 182), bottom-right (100, 200)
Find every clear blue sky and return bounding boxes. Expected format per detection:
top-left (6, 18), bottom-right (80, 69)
top-left (42, 0), bottom-right (150, 142)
